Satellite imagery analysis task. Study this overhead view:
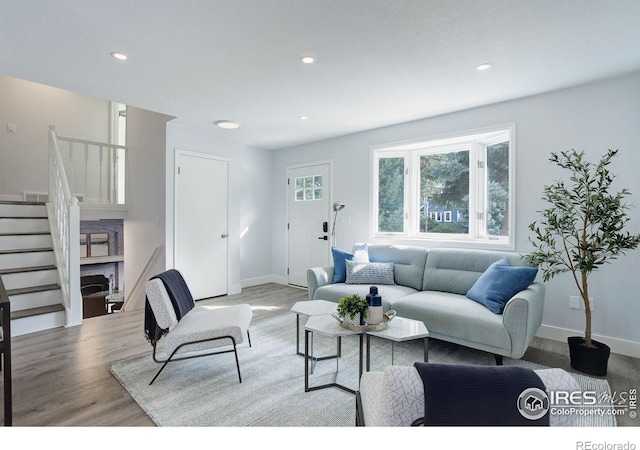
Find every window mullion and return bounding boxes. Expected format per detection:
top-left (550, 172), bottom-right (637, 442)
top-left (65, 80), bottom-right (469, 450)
top-left (475, 142), bottom-right (486, 239)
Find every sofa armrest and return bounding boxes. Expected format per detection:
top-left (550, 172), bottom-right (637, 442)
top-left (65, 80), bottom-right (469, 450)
top-left (306, 266), bottom-right (334, 300)
top-left (502, 282), bottom-right (546, 358)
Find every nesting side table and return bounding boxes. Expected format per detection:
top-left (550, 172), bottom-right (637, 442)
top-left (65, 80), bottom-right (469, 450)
top-left (365, 316), bottom-right (429, 371)
top-left (304, 314), bottom-right (364, 394)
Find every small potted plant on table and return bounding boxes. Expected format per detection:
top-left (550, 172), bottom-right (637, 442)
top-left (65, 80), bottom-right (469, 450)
top-left (336, 294), bottom-right (369, 327)
top-left (524, 148), bottom-right (640, 376)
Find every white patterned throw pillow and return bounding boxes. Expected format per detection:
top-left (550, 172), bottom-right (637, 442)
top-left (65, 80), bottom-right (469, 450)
top-left (345, 260), bottom-right (395, 285)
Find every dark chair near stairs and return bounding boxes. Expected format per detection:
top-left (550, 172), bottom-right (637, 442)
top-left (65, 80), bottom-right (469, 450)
top-left (81, 275), bottom-right (109, 319)
top-left (0, 277), bottom-right (12, 426)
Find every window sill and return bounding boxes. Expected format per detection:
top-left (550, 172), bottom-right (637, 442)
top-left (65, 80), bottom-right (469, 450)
top-left (370, 234), bottom-right (514, 251)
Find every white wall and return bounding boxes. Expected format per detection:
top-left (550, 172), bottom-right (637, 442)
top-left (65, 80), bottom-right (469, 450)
top-left (273, 72), bottom-right (640, 357)
top-left (123, 106), bottom-right (174, 310)
top-left (0, 74), bottom-right (110, 199)
top-left (165, 123), bottom-right (274, 294)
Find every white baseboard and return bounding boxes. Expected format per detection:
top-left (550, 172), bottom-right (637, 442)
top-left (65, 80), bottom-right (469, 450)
top-left (0, 194), bottom-right (23, 202)
top-left (241, 276), bottom-right (276, 288)
top-left (270, 275), bottom-right (288, 286)
top-left (240, 275), bottom-right (304, 289)
top-left (229, 283), bottom-right (242, 296)
top-left (537, 324), bottom-right (640, 359)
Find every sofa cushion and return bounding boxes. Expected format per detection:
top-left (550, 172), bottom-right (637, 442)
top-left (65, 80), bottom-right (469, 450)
top-left (466, 258), bottom-right (538, 313)
top-left (313, 283), bottom-right (418, 309)
top-left (331, 247), bottom-right (353, 283)
top-left (346, 260), bottom-right (395, 285)
top-left (366, 244), bottom-right (428, 290)
top-left (391, 291), bottom-right (511, 351)
top-left (422, 248), bottom-right (531, 294)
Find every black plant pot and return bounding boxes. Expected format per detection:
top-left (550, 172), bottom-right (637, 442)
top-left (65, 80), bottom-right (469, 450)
top-left (567, 336), bottom-right (610, 376)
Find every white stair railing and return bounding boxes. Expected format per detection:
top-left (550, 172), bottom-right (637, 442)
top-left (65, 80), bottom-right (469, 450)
top-left (47, 125), bottom-right (82, 327)
top-left (56, 134), bottom-right (128, 205)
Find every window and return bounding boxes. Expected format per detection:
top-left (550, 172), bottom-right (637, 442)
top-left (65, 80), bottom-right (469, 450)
top-left (109, 102), bottom-right (127, 204)
top-left (294, 175), bottom-right (323, 201)
top-left (372, 125), bottom-right (514, 247)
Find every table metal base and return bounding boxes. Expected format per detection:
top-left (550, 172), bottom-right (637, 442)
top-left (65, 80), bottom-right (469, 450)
top-left (304, 329), bottom-right (363, 394)
top-left (296, 313), bottom-right (341, 373)
top-left (365, 335), bottom-right (429, 371)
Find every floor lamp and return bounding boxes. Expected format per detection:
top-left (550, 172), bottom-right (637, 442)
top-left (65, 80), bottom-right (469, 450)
top-left (331, 201), bottom-right (345, 248)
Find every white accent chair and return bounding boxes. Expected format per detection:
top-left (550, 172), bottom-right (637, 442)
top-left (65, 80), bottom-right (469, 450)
top-left (145, 278), bottom-right (252, 385)
top-left (357, 365), bottom-right (581, 426)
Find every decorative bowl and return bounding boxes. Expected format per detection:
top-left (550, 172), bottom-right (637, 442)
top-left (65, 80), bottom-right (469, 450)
top-left (332, 310), bottom-right (396, 332)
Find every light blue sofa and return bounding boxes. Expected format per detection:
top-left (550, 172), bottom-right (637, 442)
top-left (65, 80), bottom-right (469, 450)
top-left (307, 244), bottom-right (545, 361)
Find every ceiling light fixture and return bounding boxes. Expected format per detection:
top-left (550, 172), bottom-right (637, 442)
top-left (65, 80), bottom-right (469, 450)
top-left (300, 55), bottom-right (315, 64)
top-left (214, 120), bottom-right (240, 129)
top-left (111, 52), bottom-right (128, 61)
top-left (476, 63), bottom-right (493, 71)
top-left (299, 115), bottom-right (309, 120)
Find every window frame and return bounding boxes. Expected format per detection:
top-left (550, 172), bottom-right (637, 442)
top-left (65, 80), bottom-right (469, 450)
top-left (370, 124), bottom-right (515, 249)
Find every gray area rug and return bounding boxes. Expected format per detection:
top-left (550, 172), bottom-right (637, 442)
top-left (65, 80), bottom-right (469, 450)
top-left (110, 312), bottom-right (616, 427)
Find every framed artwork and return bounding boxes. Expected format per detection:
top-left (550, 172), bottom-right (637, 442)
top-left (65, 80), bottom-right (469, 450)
top-left (80, 234), bottom-right (88, 258)
top-left (80, 233), bottom-right (110, 257)
top-left (90, 233), bottom-right (109, 257)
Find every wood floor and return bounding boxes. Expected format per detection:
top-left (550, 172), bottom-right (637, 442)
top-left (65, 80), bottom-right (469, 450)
top-left (1, 283), bottom-right (638, 427)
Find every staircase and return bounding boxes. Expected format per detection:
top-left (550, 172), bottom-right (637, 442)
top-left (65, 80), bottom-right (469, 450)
top-left (0, 200), bottom-right (65, 336)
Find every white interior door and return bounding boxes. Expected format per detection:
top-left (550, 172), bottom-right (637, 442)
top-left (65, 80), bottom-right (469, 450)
top-left (287, 162), bottom-right (331, 287)
top-left (174, 150), bottom-right (229, 299)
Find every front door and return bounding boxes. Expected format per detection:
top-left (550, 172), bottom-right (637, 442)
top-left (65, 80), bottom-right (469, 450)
top-left (174, 150), bottom-right (229, 299)
top-left (287, 162), bottom-right (331, 287)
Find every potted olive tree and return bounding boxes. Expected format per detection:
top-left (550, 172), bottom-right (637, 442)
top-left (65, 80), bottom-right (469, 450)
top-left (524, 149), bottom-right (640, 376)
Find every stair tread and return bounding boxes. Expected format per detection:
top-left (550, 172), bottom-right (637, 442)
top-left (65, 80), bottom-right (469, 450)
top-left (0, 231), bottom-right (50, 236)
top-left (0, 264), bottom-right (57, 275)
top-left (0, 200), bottom-right (46, 206)
top-left (11, 303), bottom-right (65, 320)
top-left (0, 247), bottom-right (53, 255)
top-left (0, 216), bottom-right (48, 219)
top-left (6, 283), bottom-right (60, 296)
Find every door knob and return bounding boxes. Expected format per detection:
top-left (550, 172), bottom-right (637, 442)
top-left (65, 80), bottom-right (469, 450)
top-left (221, 233), bottom-right (229, 238)
top-left (317, 236), bottom-right (328, 240)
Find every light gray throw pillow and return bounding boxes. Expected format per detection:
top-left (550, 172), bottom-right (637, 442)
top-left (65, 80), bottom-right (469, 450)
top-left (345, 260), bottom-right (395, 285)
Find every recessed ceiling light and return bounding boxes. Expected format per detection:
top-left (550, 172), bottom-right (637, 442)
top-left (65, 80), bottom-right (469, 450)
top-left (299, 115), bottom-right (309, 120)
top-left (300, 55), bottom-right (315, 64)
top-left (111, 52), bottom-right (128, 61)
top-left (476, 63), bottom-right (493, 71)
top-left (214, 120), bottom-right (240, 129)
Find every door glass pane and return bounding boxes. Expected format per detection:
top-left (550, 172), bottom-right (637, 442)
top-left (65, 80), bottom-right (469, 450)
top-left (486, 141), bottom-right (509, 236)
top-left (378, 157), bottom-right (405, 232)
top-left (420, 150), bottom-right (469, 234)
top-left (295, 175), bottom-right (323, 201)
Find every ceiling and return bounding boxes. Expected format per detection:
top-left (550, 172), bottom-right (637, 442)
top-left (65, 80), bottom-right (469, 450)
top-left (1, 0), bottom-right (639, 150)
